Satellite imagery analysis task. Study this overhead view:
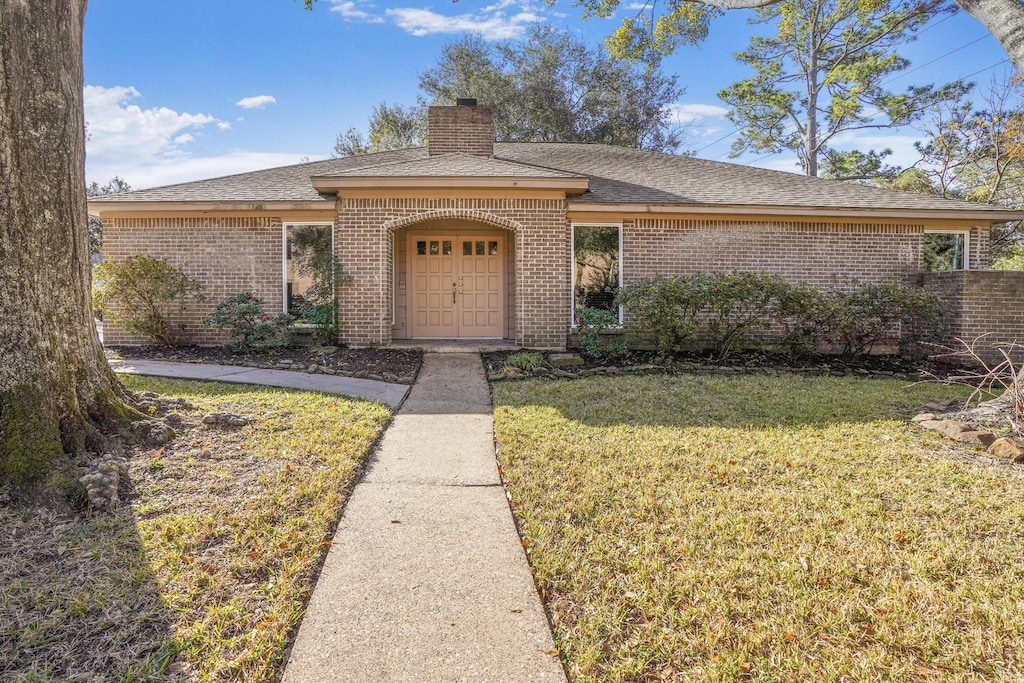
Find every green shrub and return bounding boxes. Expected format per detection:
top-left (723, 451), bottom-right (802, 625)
top-left (700, 272), bottom-right (789, 359)
top-left (771, 282), bottom-right (829, 356)
top-left (821, 281), bottom-right (948, 358)
top-left (616, 276), bottom-right (704, 357)
top-left (502, 351), bottom-right (543, 372)
top-left (203, 293), bottom-right (294, 349)
top-left (574, 307), bottom-right (627, 360)
top-left (618, 273), bottom-right (946, 361)
top-left (92, 255), bottom-right (204, 345)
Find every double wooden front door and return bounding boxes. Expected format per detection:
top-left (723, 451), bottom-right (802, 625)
top-left (409, 233), bottom-right (505, 338)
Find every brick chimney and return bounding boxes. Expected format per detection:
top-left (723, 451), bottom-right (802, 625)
top-left (427, 98), bottom-right (494, 156)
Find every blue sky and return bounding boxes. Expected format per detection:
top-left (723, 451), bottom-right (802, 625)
top-left (83, 0), bottom-right (1014, 189)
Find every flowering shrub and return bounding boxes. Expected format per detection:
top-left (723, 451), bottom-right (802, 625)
top-left (202, 293), bottom-right (294, 348)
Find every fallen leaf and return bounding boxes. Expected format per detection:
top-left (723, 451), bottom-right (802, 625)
top-left (543, 648), bottom-right (559, 656)
top-left (783, 632), bottom-right (796, 642)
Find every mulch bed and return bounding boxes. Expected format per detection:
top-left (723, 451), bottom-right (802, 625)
top-left (106, 344), bottom-right (423, 384)
top-left (482, 348), bottom-right (964, 381)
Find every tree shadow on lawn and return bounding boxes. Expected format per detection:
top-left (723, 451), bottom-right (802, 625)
top-left (493, 372), bottom-right (974, 430)
top-left (0, 500), bottom-right (179, 680)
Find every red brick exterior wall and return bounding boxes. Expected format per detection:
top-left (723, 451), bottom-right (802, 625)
top-left (621, 218), bottom-right (926, 289)
top-left (427, 105), bottom-right (494, 157)
top-left (100, 210), bottom-right (1008, 353)
top-left (335, 197), bottom-right (568, 349)
top-left (920, 270), bottom-right (1024, 362)
top-left (100, 216), bottom-right (283, 345)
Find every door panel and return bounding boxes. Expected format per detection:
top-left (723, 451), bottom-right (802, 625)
top-left (410, 232), bottom-right (504, 338)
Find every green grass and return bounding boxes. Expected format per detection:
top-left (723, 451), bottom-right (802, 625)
top-left (493, 373), bottom-right (1024, 682)
top-left (1, 377), bottom-right (391, 682)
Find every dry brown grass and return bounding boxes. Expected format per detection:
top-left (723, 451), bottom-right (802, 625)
top-left (1, 376), bottom-right (391, 682)
top-left (494, 373), bottom-right (1024, 682)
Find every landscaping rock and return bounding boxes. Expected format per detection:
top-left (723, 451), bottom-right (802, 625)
top-left (987, 437), bottom-right (1024, 462)
top-left (548, 353), bottom-right (583, 368)
top-left (552, 369), bottom-right (576, 378)
top-left (911, 412), bottom-right (936, 422)
top-left (202, 412), bottom-right (252, 427)
top-left (353, 370), bottom-right (369, 379)
top-left (977, 432), bottom-right (998, 447)
top-left (398, 376), bottom-right (416, 385)
top-left (131, 419), bottom-right (175, 445)
top-left (487, 372), bottom-right (506, 382)
top-left (532, 367), bottom-right (552, 376)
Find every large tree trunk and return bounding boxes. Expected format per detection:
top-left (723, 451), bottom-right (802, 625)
top-left (0, 0), bottom-right (134, 496)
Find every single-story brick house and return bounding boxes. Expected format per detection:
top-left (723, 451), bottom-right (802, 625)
top-left (90, 100), bottom-right (1024, 350)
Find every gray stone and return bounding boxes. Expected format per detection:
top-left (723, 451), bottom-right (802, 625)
top-left (548, 353), bottom-right (583, 368)
top-left (911, 412), bottom-right (937, 422)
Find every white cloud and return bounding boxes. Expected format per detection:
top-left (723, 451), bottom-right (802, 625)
top-left (84, 84), bottom-right (318, 189)
top-left (84, 85), bottom-right (219, 162)
top-left (385, 5), bottom-right (542, 40)
top-left (330, 0), bottom-right (384, 22)
top-left (90, 150), bottom-right (327, 191)
top-left (748, 156), bottom-right (803, 173)
top-left (826, 131), bottom-right (923, 170)
top-left (235, 95), bottom-right (277, 109)
top-left (669, 102), bottom-right (730, 125)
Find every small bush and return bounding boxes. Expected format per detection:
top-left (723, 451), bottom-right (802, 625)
top-left (616, 276), bottom-right (704, 357)
top-left (701, 272), bottom-right (788, 359)
top-left (822, 281), bottom-right (947, 357)
top-left (574, 307), bottom-right (626, 360)
top-left (502, 351), bottom-right (543, 372)
top-left (771, 282), bottom-right (829, 356)
top-left (203, 293), bottom-right (294, 349)
top-left (92, 255), bottom-right (204, 345)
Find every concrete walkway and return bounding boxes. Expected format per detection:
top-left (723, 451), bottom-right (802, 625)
top-left (109, 359), bottom-right (409, 408)
top-left (282, 353), bottom-right (566, 682)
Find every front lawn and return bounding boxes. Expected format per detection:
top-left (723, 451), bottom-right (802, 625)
top-left (1, 377), bottom-right (391, 681)
top-left (493, 373), bottom-right (1024, 682)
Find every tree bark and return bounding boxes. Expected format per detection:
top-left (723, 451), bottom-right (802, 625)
top-left (0, 0), bottom-right (134, 495)
top-left (954, 0), bottom-right (1024, 76)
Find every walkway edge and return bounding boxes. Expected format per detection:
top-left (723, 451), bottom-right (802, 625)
top-left (109, 359), bottom-right (409, 408)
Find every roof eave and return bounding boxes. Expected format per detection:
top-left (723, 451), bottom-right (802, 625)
top-left (88, 199), bottom-right (333, 215)
top-left (310, 175), bottom-right (590, 195)
top-left (567, 201), bottom-right (1024, 223)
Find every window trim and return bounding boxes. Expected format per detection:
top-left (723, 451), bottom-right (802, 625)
top-left (923, 228), bottom-right (971, 271)
top-left (282, 221), bottom-right (335, 325)
top-left (570, 222), bottom-right (623, 327)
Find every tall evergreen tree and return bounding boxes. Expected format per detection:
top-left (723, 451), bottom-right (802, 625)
top-left (718, 0), bottom-right (966, 176)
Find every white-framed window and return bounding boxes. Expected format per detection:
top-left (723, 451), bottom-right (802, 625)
top-left (282, 222), bottom-right (335, 323)
top-left (571, 223), bottom-right (623, 325)
top-left (923, 229), bottom-right (970, 271)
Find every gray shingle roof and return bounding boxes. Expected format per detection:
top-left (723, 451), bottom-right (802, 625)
top-left (94, 142), bottom-right (1017, 216)
top-left (319, 152), bottom-right (584, 179)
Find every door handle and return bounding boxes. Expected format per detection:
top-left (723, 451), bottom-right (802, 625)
top-left (452, 282), bottom-right (457, 303)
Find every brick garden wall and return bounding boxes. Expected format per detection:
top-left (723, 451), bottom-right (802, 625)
top-left (921, 270), bottom-right (1024, 362)
top-left (101, 216), bottom-right (283, 346)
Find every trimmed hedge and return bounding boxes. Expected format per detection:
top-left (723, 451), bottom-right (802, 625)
top-left (616, 273), bottom-right (947, 360)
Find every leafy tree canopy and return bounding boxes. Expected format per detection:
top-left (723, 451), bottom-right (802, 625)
top-left (337, 24), bottom-right (688, 155)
